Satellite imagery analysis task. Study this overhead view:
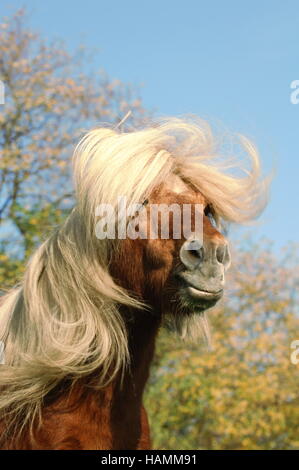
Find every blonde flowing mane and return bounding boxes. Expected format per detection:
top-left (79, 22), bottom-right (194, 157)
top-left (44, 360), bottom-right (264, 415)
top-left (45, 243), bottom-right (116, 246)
top-left (0, 117), bottom-right (268, 437)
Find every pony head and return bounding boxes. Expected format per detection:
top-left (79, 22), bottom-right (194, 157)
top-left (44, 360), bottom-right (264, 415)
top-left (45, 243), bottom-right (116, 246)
top-left (72, 117), bottom-right (267, 341)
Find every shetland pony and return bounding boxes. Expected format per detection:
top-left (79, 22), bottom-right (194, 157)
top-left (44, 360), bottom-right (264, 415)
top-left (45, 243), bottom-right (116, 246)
top-left (0, 118), bottom-right (267, 449)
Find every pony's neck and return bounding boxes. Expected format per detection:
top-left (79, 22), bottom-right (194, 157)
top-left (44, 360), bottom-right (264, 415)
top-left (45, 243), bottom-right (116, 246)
top-left (109, 306), bottom-right (161, 448)
top-left (125, 306), bottom-right (161, 388)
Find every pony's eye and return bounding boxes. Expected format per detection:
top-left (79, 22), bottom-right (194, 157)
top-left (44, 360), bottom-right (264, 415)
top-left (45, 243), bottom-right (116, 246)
top-left (204, 204), bottom-right (212, 216)
top-left (204, 204), bottom-right (217, 226)
top-left (142, 199), bottom-right (149, 207)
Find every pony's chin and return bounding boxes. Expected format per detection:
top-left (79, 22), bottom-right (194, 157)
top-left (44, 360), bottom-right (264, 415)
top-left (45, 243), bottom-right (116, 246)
top-left (163, 310), bottom-right (211, 345)
top-left (162, 283), bottom-right (223, 344)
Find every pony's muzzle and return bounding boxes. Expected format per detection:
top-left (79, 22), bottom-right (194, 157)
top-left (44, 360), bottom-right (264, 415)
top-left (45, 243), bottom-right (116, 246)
top-left (178, 237), bottom-right (231, 302)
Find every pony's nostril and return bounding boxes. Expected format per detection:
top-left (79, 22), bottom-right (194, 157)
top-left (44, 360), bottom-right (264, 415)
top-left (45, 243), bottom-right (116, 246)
top-left (189, 246), bottom-right (204, 260)
top-left (216, 245), bottom-right (226, 264)
top-left (180, 240), bottom-right (203, 270)
top-left (189, 249), bottom-right (200, 258)
top-left (216, 244), bottom-right (230, 267)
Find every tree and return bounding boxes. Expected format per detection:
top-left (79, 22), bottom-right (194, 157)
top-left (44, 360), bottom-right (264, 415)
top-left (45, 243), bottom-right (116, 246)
top-left (145, 239), bottom-right (299, 450)
top-left (0, 9), bottom-right (148, 288)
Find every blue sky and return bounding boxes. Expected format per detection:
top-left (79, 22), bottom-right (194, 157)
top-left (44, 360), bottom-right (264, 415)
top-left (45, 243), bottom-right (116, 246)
top-left (2, 0), bottom-right (299, 252)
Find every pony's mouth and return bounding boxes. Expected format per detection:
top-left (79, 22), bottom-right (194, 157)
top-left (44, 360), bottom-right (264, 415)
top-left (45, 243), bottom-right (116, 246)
top-left (186, 286), bottom-right (223, 300)
top-left (177, 278), bottom-right (223, 310)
